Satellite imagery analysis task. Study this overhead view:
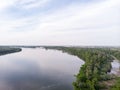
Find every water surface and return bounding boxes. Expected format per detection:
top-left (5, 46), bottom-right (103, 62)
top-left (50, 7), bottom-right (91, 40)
top-left (0, 48), bottom-right (84, 90)
top-left (111, 60), bottom-right (120, 75)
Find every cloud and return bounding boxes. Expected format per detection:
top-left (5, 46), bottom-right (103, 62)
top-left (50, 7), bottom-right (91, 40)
top-left (0, 0), bottom-right (16, 10)
top-left (33, 0), bottom-right (119, 33)
top-left (15, 0), bottom-right (52, 9)
top-left (0, 0), bottom-right (119, 46)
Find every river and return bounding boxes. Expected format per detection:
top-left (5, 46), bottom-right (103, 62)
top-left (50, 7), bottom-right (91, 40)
top-left (0, 48), bottom-right (84, 90)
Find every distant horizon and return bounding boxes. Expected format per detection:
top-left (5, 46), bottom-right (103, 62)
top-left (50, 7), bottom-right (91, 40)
top-left (0, 45), bottom-right (120, 47)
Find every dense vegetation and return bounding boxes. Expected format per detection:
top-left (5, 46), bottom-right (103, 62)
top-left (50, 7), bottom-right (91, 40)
top-left (44, 46), bottom-right (120, 90)
top-left (0, 46), bottom-right (22, 55)
top-left (111, 77), bottom-right (120, 90)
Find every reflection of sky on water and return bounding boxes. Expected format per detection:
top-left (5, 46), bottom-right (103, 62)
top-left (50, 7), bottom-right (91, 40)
top-left (0, 48), bottom-right (84, 90)
top-left (111, 60), bottom-right (120, 74)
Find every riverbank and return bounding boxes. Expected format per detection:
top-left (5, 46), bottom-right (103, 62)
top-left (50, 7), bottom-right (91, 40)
top-left (0, 46), bottom-right (22, 56)
top-left (0, 46), bottom-right (119, 90)
top-left (43, 46), bottom-right (120, 90)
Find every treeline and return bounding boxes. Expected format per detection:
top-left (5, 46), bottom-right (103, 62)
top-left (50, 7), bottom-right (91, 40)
top-left (110, 50), bottom-right (120, 60)
top-left (44, 46), bottom-right (120, 90)
top-left (0, 46), bottom-right (22, 56)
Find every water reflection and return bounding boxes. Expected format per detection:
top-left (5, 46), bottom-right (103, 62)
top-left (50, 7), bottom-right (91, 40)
top-left (0, 48), bottom-right (84, 90)
top-left (111, 60), bottom-right (120, 75)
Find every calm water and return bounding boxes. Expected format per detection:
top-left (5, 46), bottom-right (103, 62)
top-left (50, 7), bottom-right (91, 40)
top-left (0, 48), bottom-right (84, 90)
top-left (111, 60), bottom-right (120, 75)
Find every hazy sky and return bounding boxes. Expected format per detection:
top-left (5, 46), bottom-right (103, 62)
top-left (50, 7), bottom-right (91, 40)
top-left (0, 0), bottom-right (120, 46)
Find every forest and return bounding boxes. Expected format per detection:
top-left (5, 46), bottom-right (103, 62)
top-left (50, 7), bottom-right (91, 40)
top-left (44, 46), bottom-right (120, 90)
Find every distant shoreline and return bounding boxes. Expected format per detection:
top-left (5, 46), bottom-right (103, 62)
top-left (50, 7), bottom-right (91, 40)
top-left (0, 47), bottom-right (22, 56)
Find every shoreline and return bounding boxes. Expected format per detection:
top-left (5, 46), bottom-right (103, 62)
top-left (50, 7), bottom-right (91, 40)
top-left (0, 47), bottom-right (22, 56)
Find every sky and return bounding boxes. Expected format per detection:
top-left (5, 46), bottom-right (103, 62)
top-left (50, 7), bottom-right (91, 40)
top-left (0, 0), bottom-right (120, 46)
